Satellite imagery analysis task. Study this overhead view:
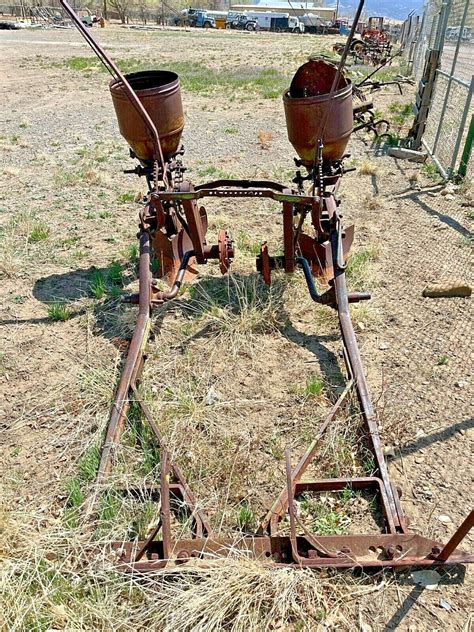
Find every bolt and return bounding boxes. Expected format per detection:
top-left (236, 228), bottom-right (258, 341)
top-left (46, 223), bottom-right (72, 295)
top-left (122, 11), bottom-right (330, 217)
top-left (386, 545), bottom-right (396, 560)
top-left (431, 546), bottom-right (442, 556)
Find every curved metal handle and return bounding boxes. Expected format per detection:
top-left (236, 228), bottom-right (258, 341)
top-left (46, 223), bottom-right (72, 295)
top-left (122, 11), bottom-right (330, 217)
top-left (59, 0), bottom-right (169, 189)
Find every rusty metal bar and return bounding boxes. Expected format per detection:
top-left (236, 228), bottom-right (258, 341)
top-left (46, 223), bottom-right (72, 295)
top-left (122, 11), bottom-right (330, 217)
top-left (160, 451), bottom-right (172, 560)
top-left (283, 199), bottom-right (296, 273)
top-left (95, 231), bottom-right (151, 489)
top-left (261, 379), bottom-right (354, 533)
top-left (113, 531), bottom-right (474, 570)
top-left (153, 183), bottom-right (319, 204)
top-left (331, 227), bottom-right (400, 532)
top-left (285, 450), bottom-right (300, 563)
top-left (131, 384), bottom-right (212, 536)
top-left (435, 510), bottom-right (474, 562)
top-left (135, 519), bottom-right (162, 562)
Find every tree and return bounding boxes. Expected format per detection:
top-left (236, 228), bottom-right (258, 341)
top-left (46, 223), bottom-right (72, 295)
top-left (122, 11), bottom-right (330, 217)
top-left (108, 0), bottom-right (130, 23)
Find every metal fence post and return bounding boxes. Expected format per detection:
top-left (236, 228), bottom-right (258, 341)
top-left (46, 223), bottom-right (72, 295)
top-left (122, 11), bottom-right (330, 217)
top-left (458, 113), bottom-right (474, 179)
top-left (449, 77), bottom-right (474, 176)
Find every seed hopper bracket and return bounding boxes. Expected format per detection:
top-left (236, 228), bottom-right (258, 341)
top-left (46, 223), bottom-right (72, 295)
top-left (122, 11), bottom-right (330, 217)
top-left (59, 0), bottom-right (473, 572)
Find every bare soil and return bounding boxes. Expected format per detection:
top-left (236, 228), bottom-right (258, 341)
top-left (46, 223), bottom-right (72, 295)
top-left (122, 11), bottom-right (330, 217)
top-left (1, 25), bottom-right (473, 631)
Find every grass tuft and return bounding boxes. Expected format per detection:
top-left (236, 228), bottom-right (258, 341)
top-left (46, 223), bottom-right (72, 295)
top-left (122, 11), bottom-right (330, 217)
top-left (47, 302), bottom-right (72, 322)
top-left (28, 222), bottom-right (50, 243)
top-left (358, 160), bottom-right (378, 176)
top-left (345, 245), bottom-right (380, 290)
top-left (186, 273), bottom-right (286, 346)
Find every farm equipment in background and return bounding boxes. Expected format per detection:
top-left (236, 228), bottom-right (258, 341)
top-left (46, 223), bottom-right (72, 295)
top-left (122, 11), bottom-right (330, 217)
top-left (352, 100), bottom-right (390, 139)
top-left (335, 16), bottom-right (392, 65)
top-left (58, 0), bottom-right (474, 573)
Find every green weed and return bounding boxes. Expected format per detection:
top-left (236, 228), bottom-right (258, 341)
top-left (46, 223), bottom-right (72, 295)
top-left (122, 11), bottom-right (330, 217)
top-left (305, 375), bottom-right (325, 398)
top-left (118, 191), bottom-right (136, 203)
top-left (98, 489), bottom-right (122, 528)
top-left (388, 102), bottom-right (413, 126)
top-left (421, 161), bottom-right (439, 179)
top-left (89, 262), bottom-right (123, 299)
top-left (345, 245), bottom-right (380, 289)
top-left (121, 242), bottom-right (139, 265)
top-left (437, 354), bottom-right (449, 366)
top-left (236, 230), bottom-right (261, 256)
top-left (77, 445), bottom-right (101, 482)
top-left (89, 270), bottom-right (107, 299)
top-left (47, 302), bottom-right (72, 322)
top-left (236, 501), bottom-right (254, 532)
top-left (299, 494), bottom-right (350, 535)
top-left (27, 223), bottom-right (50, 243)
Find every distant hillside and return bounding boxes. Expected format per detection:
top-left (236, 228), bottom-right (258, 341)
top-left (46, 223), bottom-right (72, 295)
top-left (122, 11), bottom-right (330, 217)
top-left (338, 0), bottom-right (423, 21)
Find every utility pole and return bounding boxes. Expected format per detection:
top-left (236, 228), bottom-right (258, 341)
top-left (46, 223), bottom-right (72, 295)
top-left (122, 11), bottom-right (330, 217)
top-left (103, 0), bottom-right (108, 20)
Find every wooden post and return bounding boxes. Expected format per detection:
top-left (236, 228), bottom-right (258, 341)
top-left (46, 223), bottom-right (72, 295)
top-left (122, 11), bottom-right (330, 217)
top-left (409, 48), bottom-right (440, 150)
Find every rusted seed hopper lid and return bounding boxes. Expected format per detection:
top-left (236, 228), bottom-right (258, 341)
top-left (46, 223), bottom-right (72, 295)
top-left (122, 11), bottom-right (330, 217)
top-left (289, 58), bottom-right (348, 98)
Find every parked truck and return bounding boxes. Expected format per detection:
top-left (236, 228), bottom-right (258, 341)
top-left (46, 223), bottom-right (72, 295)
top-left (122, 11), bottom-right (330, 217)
top-left (246, 11), bottom-right (304, 33)
top-left (226, 12), bottom-right (258, 30)
top-left (175, 8), bottom-right (215, 28)
top-left (300, 14), bottom-right (331, 34)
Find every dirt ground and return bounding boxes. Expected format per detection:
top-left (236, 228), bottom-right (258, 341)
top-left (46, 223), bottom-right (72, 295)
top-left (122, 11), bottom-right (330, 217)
top-left (1, 25), bottom-right (473, 631)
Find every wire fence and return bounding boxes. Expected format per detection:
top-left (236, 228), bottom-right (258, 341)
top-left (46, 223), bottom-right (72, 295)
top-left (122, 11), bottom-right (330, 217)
top-left (400, 0), bottom-right (474, 179)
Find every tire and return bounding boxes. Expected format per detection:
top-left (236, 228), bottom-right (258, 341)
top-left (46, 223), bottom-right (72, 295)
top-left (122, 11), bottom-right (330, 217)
top-left (350, 38), bottom-right (364, 51)
top-left (204, 21), bottom-right (210, 29)
top-left (245, 22), bottom-right (255, 31)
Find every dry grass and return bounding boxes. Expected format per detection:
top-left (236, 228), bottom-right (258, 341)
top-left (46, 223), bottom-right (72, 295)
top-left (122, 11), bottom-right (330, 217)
top-left (257, 130), bottom-right (274, 151)
top-left (0, 503), bottom-right (386, 631)
top-left (181, 272), bottom-right (287, 348)
top-left (363, 194), bottom-right (384, 212)
top-left (359, 160), bottom-right (378, 176)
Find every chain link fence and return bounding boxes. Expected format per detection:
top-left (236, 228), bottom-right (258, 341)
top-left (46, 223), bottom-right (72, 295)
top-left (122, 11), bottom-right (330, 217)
top-left (400, 0), bottom-right (474, 178)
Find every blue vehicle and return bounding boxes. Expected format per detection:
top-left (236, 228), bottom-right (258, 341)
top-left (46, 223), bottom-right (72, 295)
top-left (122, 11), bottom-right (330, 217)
top-left (175, 8), bottom-right (215, 28)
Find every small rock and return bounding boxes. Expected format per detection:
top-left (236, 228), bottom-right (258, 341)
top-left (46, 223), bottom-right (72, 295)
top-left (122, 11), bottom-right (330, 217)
top-left (454, 381), bottom-right (466, 389)
top-left (205, 386), bottom-right (220, 406)
top-left (383, 445), bottom-right (396, 458)
top-left (444, 194), bottom-right (455, 201)
top-left (414, 456), bottom-right (425, 464)
top-left (423, 281), bottom-right (472, 298)
top-left (437, 514), bottom-right (452, 523)
top-left (357, 321), bottom-right (366, 330)
top-left (411, 569), bottom-right (441, 589)
top-left (441, 186), bottom-right (455, 196)
top-left (439, 598), bottom-right (452, 611)
top-left (378, 342), bottom-right (389, 350)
